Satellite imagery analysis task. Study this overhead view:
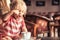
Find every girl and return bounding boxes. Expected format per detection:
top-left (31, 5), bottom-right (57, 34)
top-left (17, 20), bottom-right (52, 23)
top-left (0, 0), bottom-right (27, 40)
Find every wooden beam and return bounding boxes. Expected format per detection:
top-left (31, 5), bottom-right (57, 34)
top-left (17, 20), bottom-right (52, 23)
top-left (27, 14), bottom-right (52, 21)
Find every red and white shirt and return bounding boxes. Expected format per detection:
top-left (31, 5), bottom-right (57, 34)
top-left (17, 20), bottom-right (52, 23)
top-left (1, 16), bottom-right (25, 37)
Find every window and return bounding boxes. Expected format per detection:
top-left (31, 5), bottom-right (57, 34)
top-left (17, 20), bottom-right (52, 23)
top-left (52, 0), bottom-right (59, 5)
top-left (24, 0), bottom-right (31, 6)
top-left (36, 1), bottom-right (45, 6)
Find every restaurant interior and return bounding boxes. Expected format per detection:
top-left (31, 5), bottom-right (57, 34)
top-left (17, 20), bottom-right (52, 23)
top-left (24, 0), bottom-right (60, 38)
top-left (0, 0), bottom-right (60, 40)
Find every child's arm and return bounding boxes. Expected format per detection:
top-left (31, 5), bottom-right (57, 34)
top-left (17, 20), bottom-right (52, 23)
top-left (2, 11), bottom-right (13, 21)
top-left (21, 17), bottom-right (27, 32)
top-left (2, 10), bottom-right (19, 21)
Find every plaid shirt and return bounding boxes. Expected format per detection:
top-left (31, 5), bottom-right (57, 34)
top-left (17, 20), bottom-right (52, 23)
top-left (1, 16), bottom-right (25, 37)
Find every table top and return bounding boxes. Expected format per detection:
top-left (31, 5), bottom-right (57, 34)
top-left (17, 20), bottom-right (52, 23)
top-left (20, 37), bottom-right (60, 40)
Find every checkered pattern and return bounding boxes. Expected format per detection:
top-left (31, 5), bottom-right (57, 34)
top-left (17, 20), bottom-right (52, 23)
top-left (0, 16), bottom-right (25, 37)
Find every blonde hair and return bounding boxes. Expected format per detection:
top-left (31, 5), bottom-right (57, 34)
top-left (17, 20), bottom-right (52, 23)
top-left (11, 0), bottom-right (27, 15)
top-left (0, 0), bottom-right (10, 15)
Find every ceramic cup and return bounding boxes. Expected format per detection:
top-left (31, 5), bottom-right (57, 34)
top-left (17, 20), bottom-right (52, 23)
top-left (21, 32), bottom-right (31, 40)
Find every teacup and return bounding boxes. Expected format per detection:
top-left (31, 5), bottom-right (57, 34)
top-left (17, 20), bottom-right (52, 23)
top-left (21, 32), bottom-right (31, 40)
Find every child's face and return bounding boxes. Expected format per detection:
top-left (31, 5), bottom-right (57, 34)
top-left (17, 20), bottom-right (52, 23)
top-left (14, 10), bottom-right (20, 15)
top-left (13, 13), bottom-right (20, 19)
top-left (19, 11), bottom-right (24, 16)
top-left (13, 10), bottom-right (20, 19)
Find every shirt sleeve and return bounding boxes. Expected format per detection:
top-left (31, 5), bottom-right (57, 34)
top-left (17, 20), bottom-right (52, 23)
top-left (21, 16), bottom-right (26, 28)
top-left (21, 16), bottom-right (27, 32)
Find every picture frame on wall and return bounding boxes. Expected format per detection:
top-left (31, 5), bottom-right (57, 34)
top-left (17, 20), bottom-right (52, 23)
top-left (36, 1), bottom-right (45, 6)
top-left (52, 0), bottom-right (59, 5)
top-left (24, 0), bottom-right (31, 6)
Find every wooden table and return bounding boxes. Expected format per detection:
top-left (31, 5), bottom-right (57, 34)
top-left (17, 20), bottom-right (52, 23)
top-left (13, 37), bottom-right (60, 40)
top-left (30, 37), bottom-right (60, 40)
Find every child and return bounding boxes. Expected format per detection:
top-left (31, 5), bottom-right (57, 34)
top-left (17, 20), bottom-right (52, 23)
top-left (34, 18), bottom-right (47, 37)
top-left (0, 0), bottom-right (27, 40)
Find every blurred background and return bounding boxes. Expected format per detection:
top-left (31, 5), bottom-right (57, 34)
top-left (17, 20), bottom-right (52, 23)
top-left (23, 0), bottom-right (60, 38)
